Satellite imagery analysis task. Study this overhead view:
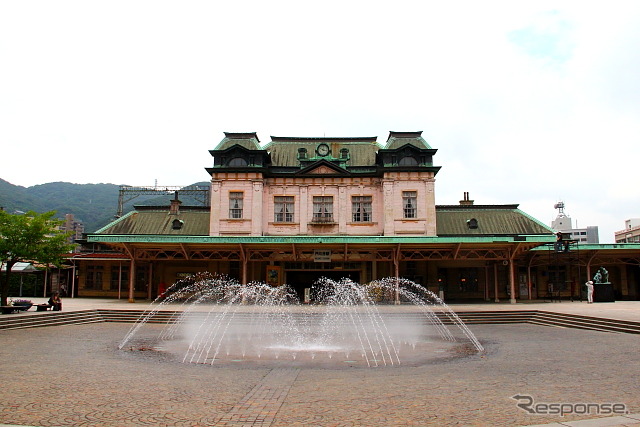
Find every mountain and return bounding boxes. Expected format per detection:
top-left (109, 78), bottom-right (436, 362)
top-left (0, 179), bottom-right (209, 233)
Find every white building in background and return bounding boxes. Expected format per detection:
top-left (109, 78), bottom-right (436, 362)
top-left (551, 201), bottom-right (599, 244)
top-left (615, 219), bottom-right (640, 243)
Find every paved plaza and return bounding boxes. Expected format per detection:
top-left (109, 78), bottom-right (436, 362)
top-left (0, 300), bottom-right (639, 426)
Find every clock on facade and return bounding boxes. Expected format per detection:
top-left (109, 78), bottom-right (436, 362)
top-left (317, 143), bottom-right (330, 156)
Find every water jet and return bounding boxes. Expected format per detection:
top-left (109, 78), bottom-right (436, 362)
top-left (120, 273), bottom-right (484, 367)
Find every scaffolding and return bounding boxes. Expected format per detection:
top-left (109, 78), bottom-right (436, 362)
top-left (116, 185), bottom-right (210, 217)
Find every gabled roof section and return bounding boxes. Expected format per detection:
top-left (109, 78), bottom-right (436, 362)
top-left (209, 144), bottom-right (260, 157)
top-left (95, 207), bottom-right (210, 235)
top-left (265, 136), bottom-right (380, 167)
top-left (0, 262), bottom-right (37, 273)
top-left (295, 159), bottom-right (352, 176)
top-left (384, 131), bottom-right (432, 149)
top-left (377, 133), bottom-right (440, 174)
top-left (207, 134), bottom-right (270, 173)
top-left (213, 132), bottom-right (261, 151)
top-left (436, 205), bottom-right (555, 236)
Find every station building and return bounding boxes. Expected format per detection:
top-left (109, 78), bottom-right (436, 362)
top-left (71, 132), bottom-right (640, 302)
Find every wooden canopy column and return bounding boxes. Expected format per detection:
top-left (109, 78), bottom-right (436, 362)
top-left (239, 244), bottom-right (247, 285)
top-left (494, 263), bottom-right (499, 303)
top-left (394, 244), bottom-right (401, 304)
top-left (508, 260), bottom-right (516, 304)
top-left (122, 243), bottom-right (136, 303)
top-left (128, 258), bottom-right (136, 303)
top-left (586, 251), bottom-right (599, 282)
top-left (508, 243), bottom-right (523, 304)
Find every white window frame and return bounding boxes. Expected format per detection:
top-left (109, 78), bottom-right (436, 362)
top-left (274, 196), bottom-right (295, 223)
top-left (313, 196), bottom-right (333, 222)
top-left (402, 191), bottom-right (417, 219)
top-left (352, 196), bottom-right (372, 222)
top-left (229, 192), bottom-right (244, 219)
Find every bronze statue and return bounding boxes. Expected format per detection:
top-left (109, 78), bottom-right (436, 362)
top-left (593, 267), bottom-right (609, 284)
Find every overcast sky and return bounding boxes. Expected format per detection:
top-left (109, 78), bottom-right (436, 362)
top-left (1, 1), bottom-right (638, 242)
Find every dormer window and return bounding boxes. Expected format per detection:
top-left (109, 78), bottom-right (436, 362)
top-left (467, 218), bottom-right (479, 229)
top-left (228, 157), bottom-right (248, 167)
top-left (298, 148), bottom-right (307, 159)
top-left (399, 156), bottom-right (418, 166)
top-left (340, 148), bottom-right (349, 159)
top-left (172, 219), bottom-right (184, 230)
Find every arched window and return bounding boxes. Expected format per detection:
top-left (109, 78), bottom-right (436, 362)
top-left (228, 157), bottom-right (248, 167)
top-left (398, 156), bottom-right (418, 166)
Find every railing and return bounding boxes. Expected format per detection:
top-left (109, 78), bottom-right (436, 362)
top-left (310, 214), bottom-right (334, 224)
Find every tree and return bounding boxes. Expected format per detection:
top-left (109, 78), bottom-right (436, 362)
top-left (0, 210), bottom-right (75, 306)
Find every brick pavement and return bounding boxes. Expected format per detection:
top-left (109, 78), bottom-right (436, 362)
top-left (0, 305), bottom-right (639, 426)
top-left (216, 368), bottom-right (300, 426)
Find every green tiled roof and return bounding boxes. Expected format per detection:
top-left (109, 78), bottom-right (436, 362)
top-left (213, 132), bottom-right (261, 151)
top-left (265, 136), bottom-right (380, 167)
top-left (96, 209), bottom-right (210, 235)
top-left (435, 205), bottom-right (555, 236)
top-left (384, 131), bottom-right (432, 149)
top-left (93, 204), bottom-right (554, 240)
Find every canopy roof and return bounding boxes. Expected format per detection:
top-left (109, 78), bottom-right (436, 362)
top-left (90, 204), bottom-right (554, 240)
top-left (0, 262), bottom-right (38, 273)
top-left (436, 205), bottom-right (554, 236)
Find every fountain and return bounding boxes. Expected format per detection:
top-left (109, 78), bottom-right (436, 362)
top-left (120, 273), bottom-right (484, 367)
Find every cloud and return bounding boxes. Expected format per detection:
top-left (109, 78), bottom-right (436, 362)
top-left (508, 10), bottom-right (574, 63)
top-left (0, 1), bottom-right (639, 241)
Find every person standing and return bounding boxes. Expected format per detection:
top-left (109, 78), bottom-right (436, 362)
top-left (585, 280), bottom-right (594, 304)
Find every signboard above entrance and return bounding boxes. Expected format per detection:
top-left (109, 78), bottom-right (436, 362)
top-left (314, 249), bottom-right (331, 262)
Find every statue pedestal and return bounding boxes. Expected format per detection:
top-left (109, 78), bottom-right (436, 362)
top-left (593, 282), bottom-right (615, 302)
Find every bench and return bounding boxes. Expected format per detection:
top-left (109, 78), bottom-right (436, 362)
top-left (36, 304), bottom-right (53, 311)
top-left (1, 305), bottom-right (30, 314)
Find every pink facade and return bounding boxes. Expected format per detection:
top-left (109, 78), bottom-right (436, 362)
top-left (208, 133), bottom-right (439, 237)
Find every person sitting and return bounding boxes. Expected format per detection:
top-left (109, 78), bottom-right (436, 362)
top-left (48, 292), bottom-right (62, 311)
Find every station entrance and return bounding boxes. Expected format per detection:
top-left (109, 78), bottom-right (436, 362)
top-left (285, 269), bottom-right (361, 302)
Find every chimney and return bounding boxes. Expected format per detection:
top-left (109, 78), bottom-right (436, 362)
top-left (169, 191), bottom-right (182, 215)
top-left (459, 192), bottom-right (474, 206)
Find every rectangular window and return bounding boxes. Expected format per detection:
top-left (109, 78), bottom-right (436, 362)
top-left (110, 266), bottom-right (129, 290)
top-left (352, 196), bottom-right (372, 222)
top-left (85, 265), bottom-right (103, 290)
top-left (403, 191), bottom-right (417, 218)
top-left (229, 192), bottom-right (243, 219)
top-left (313, 196), bottom-right (333, 222)
top-left (274, 196), bottom-right (294, 222)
